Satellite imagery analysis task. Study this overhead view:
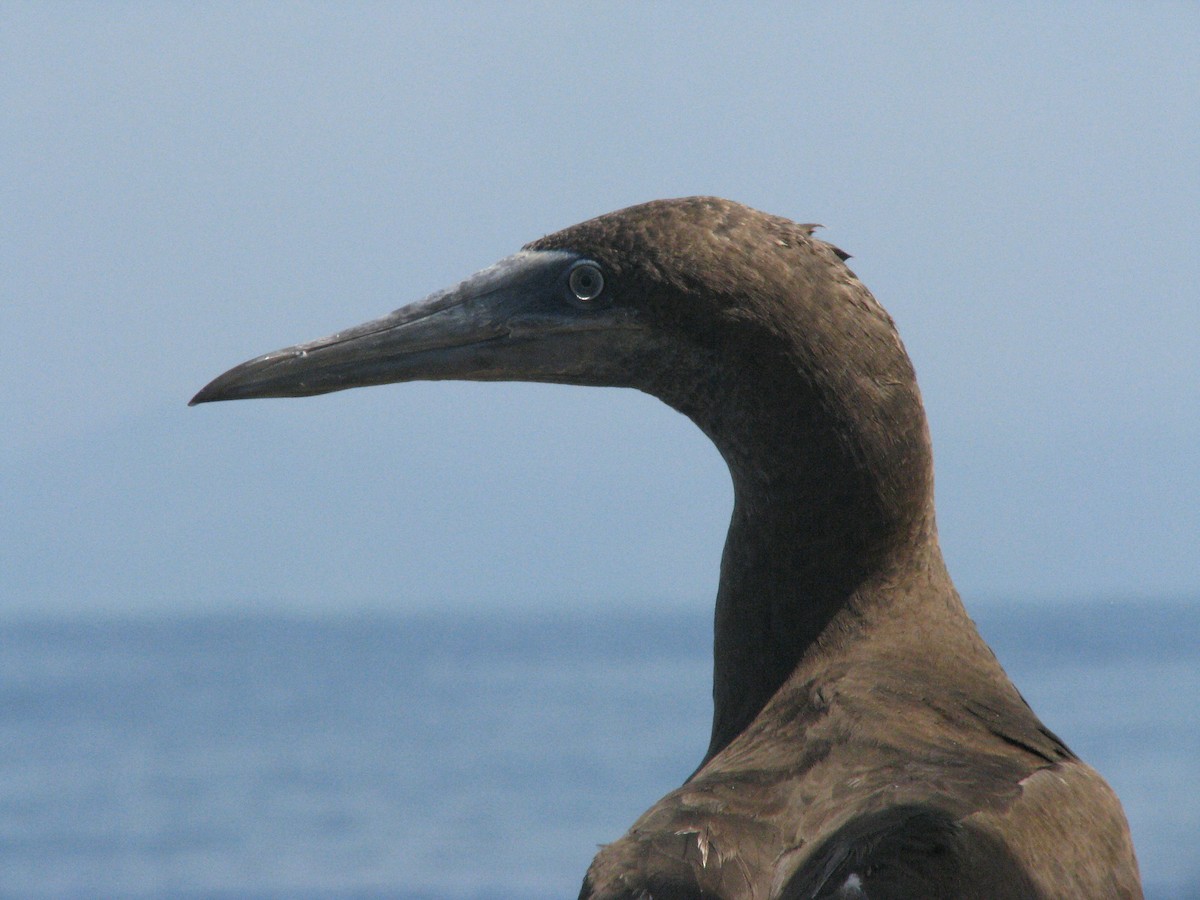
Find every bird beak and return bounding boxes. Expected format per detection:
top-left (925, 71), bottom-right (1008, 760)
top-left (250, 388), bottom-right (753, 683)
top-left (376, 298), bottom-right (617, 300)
top-left (190, 249), bottom-right (645, 405)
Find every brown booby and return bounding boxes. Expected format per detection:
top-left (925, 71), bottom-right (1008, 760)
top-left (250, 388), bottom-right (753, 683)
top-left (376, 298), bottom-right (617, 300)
top-left (191, 198), bottom-right (1142, 898)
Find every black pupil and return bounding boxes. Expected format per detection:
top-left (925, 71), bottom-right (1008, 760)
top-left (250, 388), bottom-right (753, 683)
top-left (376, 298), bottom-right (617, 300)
top-left (571, 266), bottom-right (602, 300)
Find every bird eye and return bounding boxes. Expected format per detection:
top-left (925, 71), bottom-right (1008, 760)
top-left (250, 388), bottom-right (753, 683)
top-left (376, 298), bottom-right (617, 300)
top-left (568, 263), bottom-right (605, 303)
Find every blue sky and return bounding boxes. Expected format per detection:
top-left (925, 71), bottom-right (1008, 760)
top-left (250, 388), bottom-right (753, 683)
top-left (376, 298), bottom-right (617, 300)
top-left (3, 3), bottom-right (1198, 618)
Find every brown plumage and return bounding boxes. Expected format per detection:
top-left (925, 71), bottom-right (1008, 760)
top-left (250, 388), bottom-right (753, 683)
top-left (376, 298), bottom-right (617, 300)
top-left (192, 197), bottom-right (1142, 898)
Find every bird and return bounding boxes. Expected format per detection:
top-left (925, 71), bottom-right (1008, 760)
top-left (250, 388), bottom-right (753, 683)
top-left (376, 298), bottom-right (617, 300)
top-left (191, 197), bottom-right (1142, 898)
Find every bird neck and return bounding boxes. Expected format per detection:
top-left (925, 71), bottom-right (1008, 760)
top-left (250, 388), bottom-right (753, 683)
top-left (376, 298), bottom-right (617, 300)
top-left (704, 483), bottom-right (941, 763)
top-left (681, 346), bottom-right (942, 763)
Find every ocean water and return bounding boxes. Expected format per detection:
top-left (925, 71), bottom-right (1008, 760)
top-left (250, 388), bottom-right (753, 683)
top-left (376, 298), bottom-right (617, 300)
top-left (0, 603), bottom-right (1195, 899)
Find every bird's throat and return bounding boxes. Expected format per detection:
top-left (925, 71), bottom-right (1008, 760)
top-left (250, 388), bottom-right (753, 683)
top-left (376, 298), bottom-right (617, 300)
top-left (696, 390), bottom-right (940, 765)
